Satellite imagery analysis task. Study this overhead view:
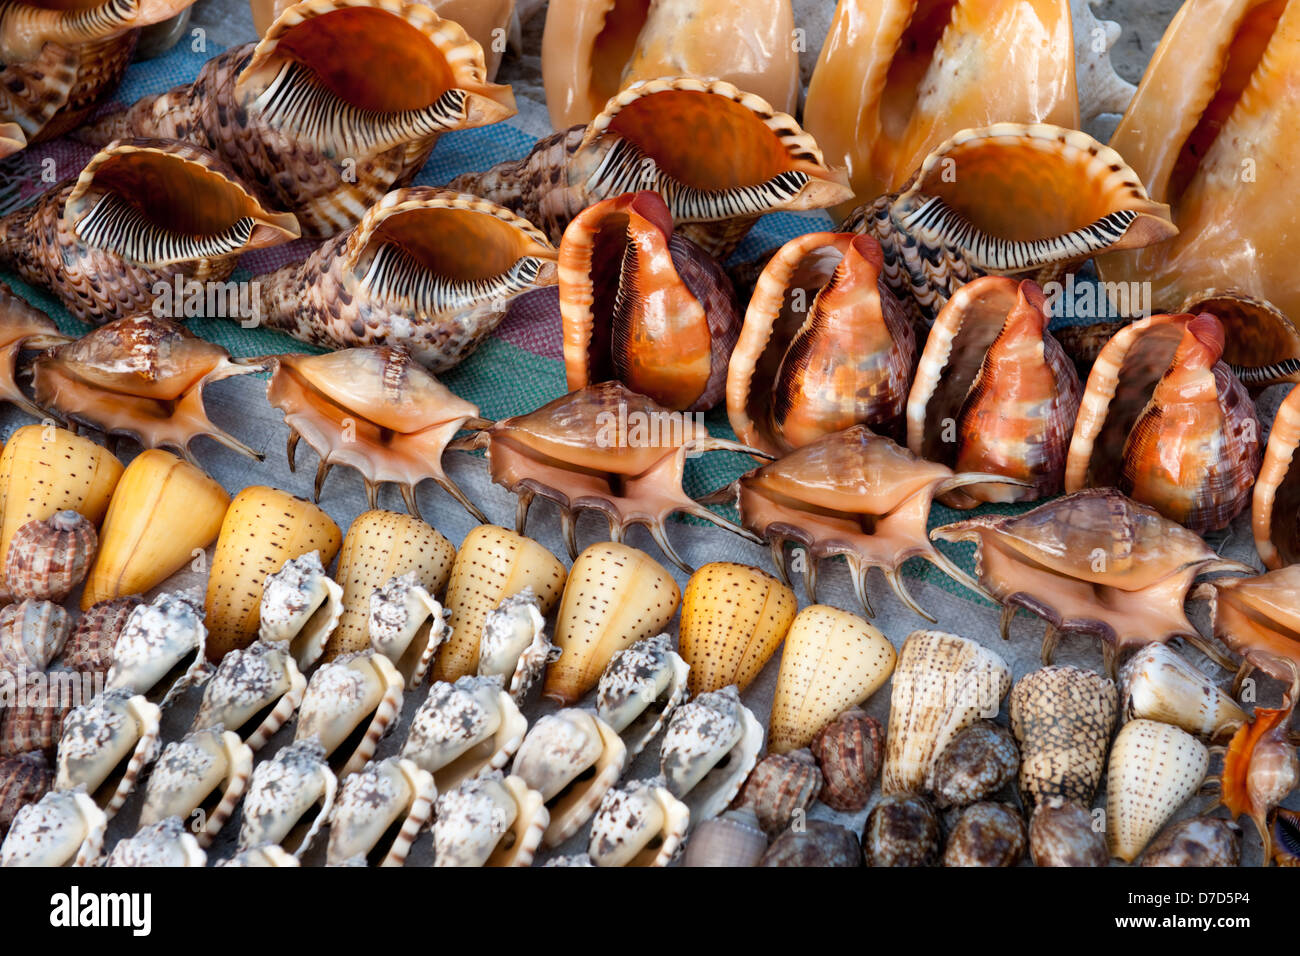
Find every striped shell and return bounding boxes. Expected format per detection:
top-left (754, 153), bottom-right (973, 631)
top-left (734, 749), bottom-right (823, 836)
top-left (138, 728), bottom-right (252, 849)
top-left (810, 708), bottom-right (882, 812)
top-left (55, 688), bottom-right (161, 819)
top-left (326, 757), bottom-right (436, 867)
top-left (368, 572), bottom-right (450, 691)
top-left (258, 550), bottom-right (342, 671)
top-left (105, 817), bottom-right (206, 867)
top-left (0, 671), bottom-right (76, 758)
top-left (293, 649), bottom-right (403, 776)
top-left (191, 639), bottom-right (305, 752)
top-left (587, 778), bottom-right (690, 868)
top-left (0, 751), bottom-right (53, 838)
top-left (0, 599), bottom-right (70, 672)
top-left (0, 789), bottom-right (106, 867)
top-left (432, 770), bottom-right (548, 867)
top-left (237, 738), bottom-right (337, 857)
top-left (400, 674), bottom-right (527, 791)
top-left (682, 807), bottom-right (768, 868)
top-left (105, 591), bottom-right (208, 703)
top-left (4, 512), bottom-right (97, 603)
top-left (57, 597), bottom-right (143, 675)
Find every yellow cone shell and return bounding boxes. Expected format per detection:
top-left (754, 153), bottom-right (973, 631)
top-left (768, 604), bottom-right (896, 754)
top-left (324, 509), bottom-right (456, 661)
top-left (434, 524), bottom-right (567, 683)
top-left (204, 486), bottom-right (342, 661)
top-left (81, 449), bottom-right (229, 610)
top-left (678, 562), bottom-right (796, 695)
top-left (1106, 718), bottom-right (1208, 863)
top-left (544, 542), bottom-right (681, 706)
top-left (0, 424), bottom-right (123, 581)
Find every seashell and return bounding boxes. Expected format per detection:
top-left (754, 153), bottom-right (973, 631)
top-left (326, 757), bottom-right (436, 867)
top-left (810, 708), bottom-right (882, 812)
top-left (1096, 0), bottom-right (1300, 346)
top-left (1120, 644), bottom-right (1246, 740)
top-left (432, 771), bottom-right (547, 867)
top-left (259, 551), bottom-right (343, 671)
top-left (907, 277), bottom-right (1081, 506)
top-left (734, 749), bottom-right (822, 836)
top-left (1141, 817), bottom-right (1241, 868)
top-left (0, 599), bottom-right (70, 672)
top-left (542, 0), bottom-right (799, 127)
top-left (770, 605), bottom-right (896, 754)
top-left (558, 190), bottom-right (741, 412)
top-left (682, 807), bottom-right (768, 868)
top-left (545, 542), bottom-right (681, 704)
top-left (449, 76), bottom-right (852, 261)
top-left (32, 316), bottom-right (268, 464)
top-left (294, 649), bottom-right (403, 777)
top-left (1106, 719), bottom-right (1209, 863)
top-left (1009, 665), bottom-right (1118, 812)
top-left (1254, 383), bottom-right (1300, 569)
top-left (4, 512), bottom-right (96, 603)
top-left (83, 0), bottom-right (516, 239)
top-left (0, 282), bottom-right (70, 420)
top-left (1063, 313), bottom-right (1260, 533)
top-left (587, 778), bottom-right (689, 867)
top-left (1272, 808), bottom-right (1300, 867)
top-left (544, 854), bottom-right (595, 867)
top-left (80, 449), bottom-right (229, 609)
top-left (717, 425), bottom-right (1021, 618)
top-left (932, 488), bottom-right (1253, 678)
top-left (660, 685), bottom-right (763, 823)
top-left (0, 789), bottom-right (106, 867)
top-left (478, 587), bottom-right (558, 704)
top-left (942, 802), bottom-right (1027, 868)
top-left (105, 591), bottom-right (207, 707)
top-left (55, 688), bottom-right (161, 819)
top-left (0, 671), bottom-right (76, 758)
top-left (59, 597), bottom-right (143, 676)
top-left (257, 193), bottom-right (555, 368)
top-left (594, 633), bottom-right (688, 758)
top-left (882, 630), bottom-right (1011, 795)
top-left (105, 816), bottom-right (206, 867)
top-left (931, 722), bottom-right (1019, 810)
top-left (0, 751), bottom-right (52, 838)
top-left (400, 675), bottom-right (527, 791)
top-left (434, 524), bottom-right (566, 683)
top-left (0, 140), bottom-right (298, 324)
top-left (0, 424), bottom-right (122, 589)
top-left (369, 573), bottom-right (450, 690)
top-left (268, 347), bottom-right (488, 518)
top-left (1028, 798), bottom-right (1107, 867)
top-left (458, 383), bottom-right (764, 573)
top-left (678, 562), bottom-right (795, 696)
top-left (192, 640), bottom-right (306, 752)
top-left (0, 125), bottom-right (20, 158)
top-left (1197, 566), bottom-right (1300, 691)
top-left (759, 819), bottom-right (862, 868)
top-left (220, 845), bottom-right (301, 867)
top-left (511, 708), bottom-right (626, 847)
top-left (805, 0), bottom-right (1079, 214)
top-left (237, 738), bottom-right (337, 857)
top-left (863, 793), bottom-right (940, 867)
top-left (1071, 0), bottom-right (1137, 128)
top-left (326, 509), bottom-right (455, 662)
top-left (726, 231), bottom-right (915, 455)
top-left (1220, 678), bottom-right (1300, 864)
top-left (138, 728), bottom-right (253, 849)
top-left (204, 485), bottom-right (342, 662)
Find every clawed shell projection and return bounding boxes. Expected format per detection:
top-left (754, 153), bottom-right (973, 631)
top-left (0, 789), bottom-right (107, 867)
top-left (0, 599), bottom-right (70, 672)
top-left (0, 752), bottom-right (53, 839)
top-left (55, 688), bottom-right (161, 818)
top-left (326, 757), bottom-right (436, 867)
top-left (942, 802), bottom-right (1027, 868)
top-left (682, 807), bottom-right (767, 868)
top-left (400, 675), bottom-right (526, 791)
top-left (1253, 383), bottom-right (1300, 569)
top-left (734, 749), bottom-right (822, 835)
top-left (863, 792), bottom-right (940, 867)
top-left (1028, 798), bottom-right (1107, 867)
top-left (587, 778), bottom-right (689, 867)
top-left (105, 817), bottom-right (206, 868)
top-left (594, 633), bottom-right (689, 758)
top-left (4, 511), bottom-right (96, 603)
top-left (660, 685), bottom-right (762, 822)
top-left (192, 639), bottom-right (306, 752)
top-left (882, 630), bottom-right (1011, 795)
top-left (726, 232), bottom-right (915, 455)
top-left (0, 284), bottom-right (69, 420)
top-left (477, 588), bottom-right (558, 704)
top-left (105, 592), bottom-right (208, 707)
top-left (369, 573), bottom-right (450, 690)
top-left (1197, 566), bottom-right (1300, 688)
top-left (1141, 817), bottom-right (1241, 868)
top-left (237, 738), bottom-right (337, 857)
top-left (268, 347), bottom-right (487, 519)
top-left (138, 729), bottom-right (253, 849)
top-left (294, 650), bottom-right (403, 776)
top-left (1120, 645), bottom-right (1246, 740)
top-left (432, 771), bottom-right (547, 867)
top-left (1106, 718), bottom-right (1209, 863)
top-left (811, 708), bottom-right (883, 812)
top-left (931, 722), bottom-right (1019, 809)
top-left (258, 551), bottom-right (343, 671)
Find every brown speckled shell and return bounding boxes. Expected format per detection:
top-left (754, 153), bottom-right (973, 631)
top-left (0, 672), bottom-right (75, 758)
top-left (58, 597), bottom-right (144, 675)
top-left (1028, 798), bottom-right (1107, 867)
top-left (863, 793), bottom-right (941, 867)
top-left (734, 749), bottom-right (823, 835)
top-left (931, 722), bottom-right (1019, 809)
top-left (0, 751), bottom-right (53, 837)
top-left (942, 802), bottom-right (1027, 867)
top-left (810, 708), bottom-right (882, 812)
top-left (682, 807), bottom-right (768, 867)
top-left (759, 819), bottom-right (861, 867)
top-left (1140, 816), bottom-right (1240, 868)
top-left (4, 512), bottom-right (97, 603)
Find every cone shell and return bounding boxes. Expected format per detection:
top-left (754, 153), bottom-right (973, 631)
top-left (1009, 665), bottom-right (1117, 812)
top-left (434, 525), bottom-right (566, 683)
top-left (931, 721), bottom-right (1019, 810)
top-left (5, 511), bottom-right (96, 603)
top-left (682, 807), bottom-right (768, 867)
top-left (192, 640), bottom-right (306, 752)
top-left (544, 542), bottom-right (680, 706)
top-left (324, 510), bottom-right (455, 661)
top-left (1120, 645), bottom-right (1246, 740)
top-left (204, 486), bottom-right (342, 661)
top-left (678, 562), bottom-right (796, 696)
top-left (942, 802), bottom-right (1027, 868)
top-left (594, 632), bottom-right (689, 758)
top-left (259, 550), bottom-right (343, 671)
top-left (863, 792), bottom-right (940, 867)
top-left (1106, 719), bottom-right (1209, 863)
top-left (769, 605), bottom-right (896, 754)
top-left (81, 449), bottom-right (229, 610)
top-left (734, 749), bottom-right (823, 835)
top-left (811, 708), bottom-right (883, 812)
top-left (1028, 798), bottom-right (1107, 867)
top-left (881, 630), bottom-right (1010, 794)
top-left (0, 751), bottom-right (53, 838)
top-left (400, 675), bottom-right (527, 791)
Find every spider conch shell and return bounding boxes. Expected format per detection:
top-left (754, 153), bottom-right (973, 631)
top-left (81, 0), bottom-right (517, 238)
top-left (370, 572), bottom-right (450, 690)
top-left (55, 688), bottom-right (161, 819)
top-left (477, 587), bottom-right (558, 703)
top-left (400, 674), bottom-right (527, 791)
top-left (326, 756), bottom-right (436, 867)
top-left (295, 649), bottom-right (404, 776)
top-left (192, 640), bottom-right (306, 753)
top-left (659, 685), bottom-right (763, 823)
top-left (805, 0), bottom-right (1079, 214)
top-left (881, 630), bottom-right (1011, 795)
top-left (105, 591), bottom-right (209, 708)
top-left (237, 738), bottom-right (337, 857)
top-left (432, 770), bottom-right (548, 867)
top-left (1071, 0), bottom-right (1137, 129)
top-left (0, 139), bottom-right (299, 324)
top-left (1120, 644), bottom-right (1246, 741)
top-left (1253, 382), bottom-right (1300, 569)
top-left (1195, 566), bottom-right (1300, 688)
top-left (0, 283), bottom-right (70, 420)
top-left (1106, 718), bottom-right (1208, 863)
top-left (0, 789), bottom-right (107, 868)
top-left (588, 777), bottom-right (690, 868)
top-left (105, 816), bottom-right (206, 867)
top-left (259, 551), bottom-right (343, 671)
top-left (511, 708), bottom-right (627, 846)
top-left (435, 524), bottom-right (566, 683)
top-left (138, 728), bottom-right (253, 849)
top-left (595, 633), bottom-right (689, 759)
top-left (256, 190), bottom-right (557, 368)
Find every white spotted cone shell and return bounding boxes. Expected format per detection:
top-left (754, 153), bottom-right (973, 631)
top-left (1106, 719), bottom-right (1209, 863)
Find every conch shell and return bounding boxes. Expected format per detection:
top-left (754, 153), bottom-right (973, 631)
top-left (237, 737), bottom-right (336, 857)
top-left (660, 685), bottom-right (763, 822)
top-left (55, 688), bottom-right (161, 819)
top-left (138, 728), bottom-right (253, 849)
top-left (294, 649), bottom-right (403, 776)
top-left (432, 771), bottom-right (548, 867)
top-left (587, 777), bottom-right (689, 867)
top-left (1253, 382), bottom-right (1300, 569)
top-left (258, 551), bottom-right (342, 671)
top-left (1120, 644), bottom-right (1246, 741)
top-left (594, 632), bottom-right (689, 758)
top-left (326, 756), bottom-right (435, 867)
top-left (104, 591), bottom-right (208, 708)
top-left (477, 588), bottom-right (558, 703)
top-left (192, 639), bottom-right (306, 752)
top-left (369, 573), bottom-right (450, 690)
top-left (0, 789), bottom-right (106, 867)
top-left (400, 674), bottom-right (527, 791)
